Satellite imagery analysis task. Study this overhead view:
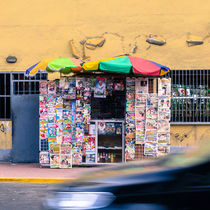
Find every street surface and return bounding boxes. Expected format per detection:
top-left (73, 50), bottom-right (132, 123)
top-left (0, 182), bottom-right (58, 210)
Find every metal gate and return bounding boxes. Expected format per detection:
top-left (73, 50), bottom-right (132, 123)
top-left (11, 95), bottom-right (39, 162)
top-left (11, 72), bottom-right (47, 163)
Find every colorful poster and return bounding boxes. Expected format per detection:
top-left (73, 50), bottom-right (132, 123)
top-left (94, 77), bottom-right (106, 98)
top-left (48, 81), bottom-right (56, 95)
top-left (50, 154), bottom-right (60, 168)
top-left (158, 78), bottom-right (171, 96)
top-left (105, 122), bottom-right (115, 135)
top-left (158, 108), bottom-right (170, 120)
top-left (39, 81), bottom-right (48, 94)
top-left (72, 148), bottom-right (82, 165)
top-left (135, 130), bottom-right (145, 144)
top-left (144, 142), bottom-right (157, 156)
top-left (60, 155), bottom-right (72, 168)
top-left (157, 133), bottom-right (170, 144)
top-left (98, 122), bottom-right (106, 135)
top-left (135, 94), bottom-right (146, 106)
top-left (40, 151), bottom-right (50, 165)
top-left (157, 120), bottom-right (170, 132)
top-left (135, 78), bottom-right (148, 94)
top-left (85, 151), bottom-right (96, 163)
top-left (125, 143), bottom-right (135, 160)
top-left (145, 118), bottom-right (157, 130)
top-left (146, 106), bottom-right (158, 119)
top-left (159, 96), bottom-right (171, 108)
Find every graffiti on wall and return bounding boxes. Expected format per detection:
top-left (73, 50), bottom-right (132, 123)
top-left (0, 121), bottom-right (12, 149)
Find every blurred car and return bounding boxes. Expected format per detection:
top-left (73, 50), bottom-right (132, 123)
top-left (43, 143), bottom-right (210, 210)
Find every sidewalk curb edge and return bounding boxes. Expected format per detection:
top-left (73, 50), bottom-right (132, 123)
top-left (0, 177), bottom-right (75, 183)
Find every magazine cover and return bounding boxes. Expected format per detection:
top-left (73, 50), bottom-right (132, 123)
top-left (126, 113), bottom-right (135, 126)
top-left (60, 155), bottom-right (72, 168)
top-left (135, 130), bottom-right (145, 144)
top-left (47, 95), bottom-right (56, 107)
top-left (62, 136), bottom-right (71, 144)
top-left (158, 78), bottom-right (171, 96)
top-left (135, 107), bottom-right (146, 121)
top-left (50, 154), bottom-right (60, 168)
top-left (125, 127), bottom-right (135, 139)
top-left (76, 77), bottom-right (85, 89)
top-left (98, 122), bottom-right (106, 134)
top-left (48, 127), bottom-right (57, 138)
top-left (72, 149), bottom-right (82, 165)
top-left (135, 120), bottom-right (145, 130)
top-left (146, 106), bottom-right (158, 119)
top-left (125, 143), bottom-right (135, 160)
top-left (105, 122), bottom-right (116, 135)
top-left (60, 144), bottom-right (71, 154)
top-left (158, 108), bottom-right (170, 120)
top-left (48, 115), bottom-right (56, 124)
top-left (127, 91), bottom-right (135, 101)
top-left (85, 151), bottom-right (96, 163)
top-left (40, 128), bottom-right (48, 139)
top-left (94, 77), bottom-right (107, 98)
top-left (144, 142), bottom-right (157, 156)
top-left (40, 107), bottom-right (48, 116)
top-left (56, 135), bottom-right (63, 144)
top-left (115, 123), bottom-right (122, 135)
top-left (135, 94), bottom-right (146, 106)
top-left (135, 78), bottom-right (148, 94)
top-left (145, 130), bottom-right (157, 142)
top-left (49, 143), bottom-right (60, 154)
top-left (39, 81), bottom-right (48, 94)
top-left (40, 151), bottom-right (50, 165)
top-left (126, 101), bottom-right (135, 112)
top-left (147, 94), bottom-right (158, 107)
top-left (126, 78), bottom-right (135, 91)
top-left (56, 96), bottom-right (63, 108)
top-left (159, 96), bottom-right (171, 108)
top-left (157, 132), bottom-right (170, 144)
top-left (145, 118), bottom-right (157, 130)
top-left (68, 79), bottom-right (76, 99)
top-left (157, 120), bottom-right (170, 132)
top-left (48, 81), bottom-right (56, 95)
top-left (56, 109), bottom-right (63, 123)
top-left (39, 95), bottom-right (47, 108)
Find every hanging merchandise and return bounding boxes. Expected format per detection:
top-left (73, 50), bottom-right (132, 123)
top-left (39, 151), bottom-right (50, 165)
top-left (125, 77), bottom-right (136, 160)
top-left (157, 78), bottom-right (171, 157)
top-left (49, 143), bottom-right (60, 168)
top-left (48, 81), bottom-right (56, 95)
top-left (144, 93), bottom-right (158, 156)
top-left (39, 81), bottom-right (48, 94)
top-left (60, 144), bottom-right (72, 168)
top-left (94, 77), bottom-right (107, 98)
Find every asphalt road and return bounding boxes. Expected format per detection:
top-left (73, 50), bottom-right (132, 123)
top-left (0, 182), bottom-right (58, 210)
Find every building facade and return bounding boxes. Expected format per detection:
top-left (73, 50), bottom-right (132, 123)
top-left (1, 0), bottom-right (210, 162)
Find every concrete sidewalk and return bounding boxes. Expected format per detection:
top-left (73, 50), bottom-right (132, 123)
top-left (0, 162), bottom-right (100, 183)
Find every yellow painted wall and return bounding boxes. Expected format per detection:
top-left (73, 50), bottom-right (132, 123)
top-left (0, 0), bottom-right (210, 72)
top-left (171, 125), bottom-right (210, 147)
top-left (0, 121), bottom-right (12, 149)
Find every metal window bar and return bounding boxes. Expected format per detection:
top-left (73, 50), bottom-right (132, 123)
top-left (0, 73), bottom-right (11, 120)
top-left (12, 73), bottom-right (48, 95)
top-left (170, 69), bottom-right (210, 124)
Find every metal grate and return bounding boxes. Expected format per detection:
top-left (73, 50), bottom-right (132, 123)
top-left (0, 73), bottom-right (11, 120)
top-left (13, 73), bottom-right (48, 95)
top-left (169, 70), bottom-right (210, 124)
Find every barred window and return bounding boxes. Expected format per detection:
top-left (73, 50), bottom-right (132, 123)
top-left (0, 73), bottom-right (11, 120)
top-left (170, 70), bottom-right (210, 123)
top-left (13, 73), bottom-right (48, 95)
